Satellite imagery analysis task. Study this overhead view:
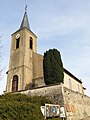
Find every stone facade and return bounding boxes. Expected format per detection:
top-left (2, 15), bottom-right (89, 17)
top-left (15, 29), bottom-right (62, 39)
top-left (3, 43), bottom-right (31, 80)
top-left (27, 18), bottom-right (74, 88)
top-left (63, 87), bottom-right (90, 120)
top-left (6, 28), bottom-right (37, 92)
top-left (33, 53), bottom-right (43, 79)
top-left (6, 9), bottom-right (85, 95)
top-left (18, 84), bottom-right (90, 120)
top-left (20, 84), bottom-right (64, 106)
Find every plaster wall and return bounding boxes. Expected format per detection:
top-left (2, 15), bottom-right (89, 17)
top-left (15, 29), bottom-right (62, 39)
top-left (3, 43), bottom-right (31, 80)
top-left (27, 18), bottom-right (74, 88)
top-left (64, 72), bottom-right (83, 94)
top-left (33, 53), bottom-right (43, 79)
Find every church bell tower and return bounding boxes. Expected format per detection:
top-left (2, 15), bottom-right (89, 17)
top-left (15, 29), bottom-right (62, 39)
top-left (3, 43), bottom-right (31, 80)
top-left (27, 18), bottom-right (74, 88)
top-left (6, 6), bottom-right (37, 93)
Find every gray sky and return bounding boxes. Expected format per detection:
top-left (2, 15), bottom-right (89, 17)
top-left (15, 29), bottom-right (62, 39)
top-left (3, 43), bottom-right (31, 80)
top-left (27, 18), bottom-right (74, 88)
top-left (0, 0), bottom-right (90, 96)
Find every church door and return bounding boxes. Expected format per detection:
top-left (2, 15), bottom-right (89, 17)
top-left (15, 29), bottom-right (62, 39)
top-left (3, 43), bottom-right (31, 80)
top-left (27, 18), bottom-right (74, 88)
top-left (12, 75), bottom-right (18, 92)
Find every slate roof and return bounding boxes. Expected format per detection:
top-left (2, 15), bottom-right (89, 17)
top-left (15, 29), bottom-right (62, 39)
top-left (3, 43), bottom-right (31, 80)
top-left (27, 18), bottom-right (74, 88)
top-left (64, 68), bottom-right (82, 83)
top-left (20, 11), bottom-right (30, 30)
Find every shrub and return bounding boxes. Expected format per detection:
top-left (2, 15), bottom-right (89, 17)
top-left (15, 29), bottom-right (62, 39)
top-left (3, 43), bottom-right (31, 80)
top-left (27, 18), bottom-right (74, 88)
top-left (0, 93), bottom-right (52, 120)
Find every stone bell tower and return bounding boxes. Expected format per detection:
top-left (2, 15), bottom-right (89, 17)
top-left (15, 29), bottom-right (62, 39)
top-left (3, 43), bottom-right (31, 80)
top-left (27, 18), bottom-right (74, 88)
top-left (6, 6), bottom-right (37, 93)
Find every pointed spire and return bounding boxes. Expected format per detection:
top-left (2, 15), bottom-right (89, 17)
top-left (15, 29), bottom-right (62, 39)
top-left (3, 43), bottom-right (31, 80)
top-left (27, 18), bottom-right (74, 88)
top-left (20, 4), bottom-right (30, 30)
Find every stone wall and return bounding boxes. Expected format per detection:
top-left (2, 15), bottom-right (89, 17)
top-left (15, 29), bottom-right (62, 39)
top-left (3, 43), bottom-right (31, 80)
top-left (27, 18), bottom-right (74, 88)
top-left (63, 87), bottom-right (90, 120)
top-left (20, 84), bottom-right (64, 106)
top-left (19, 84), bottom-right (90, 120)
top-left (33, 77), bottom-right (45, 87)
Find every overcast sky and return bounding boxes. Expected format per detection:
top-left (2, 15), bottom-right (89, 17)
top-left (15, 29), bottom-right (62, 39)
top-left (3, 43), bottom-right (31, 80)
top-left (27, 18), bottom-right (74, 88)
top-left (0, 0), bottom-right (90, 96)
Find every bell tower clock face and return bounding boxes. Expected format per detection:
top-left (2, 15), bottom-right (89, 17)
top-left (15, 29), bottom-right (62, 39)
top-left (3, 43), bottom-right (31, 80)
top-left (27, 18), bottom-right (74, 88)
top-left (16, 34), bottom-right (20, 39)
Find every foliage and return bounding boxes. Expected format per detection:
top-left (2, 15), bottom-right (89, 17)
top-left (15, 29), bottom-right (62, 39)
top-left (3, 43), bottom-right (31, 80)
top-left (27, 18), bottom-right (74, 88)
top-left (43, 48), bottom-right (64, 85)
top-left (0, 93), bottom-right (53, 120)
top-left (0, 93), bottom-right (62, 120)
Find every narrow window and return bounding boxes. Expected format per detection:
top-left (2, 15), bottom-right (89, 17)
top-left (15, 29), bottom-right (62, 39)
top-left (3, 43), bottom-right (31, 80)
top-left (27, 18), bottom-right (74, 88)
top-left (78, 84), bottom-right (80, 92)
top-left (30, 37), bottom-right (33, 49)
top-left (68, 79), bottom-right (72, 90)
top-left (16, 37), bottom-right (20, 49)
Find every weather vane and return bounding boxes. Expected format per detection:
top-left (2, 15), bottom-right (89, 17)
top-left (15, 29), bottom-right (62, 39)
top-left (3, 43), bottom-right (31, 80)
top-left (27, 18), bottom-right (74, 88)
top-left (25, 4), bottom-right (27, 12)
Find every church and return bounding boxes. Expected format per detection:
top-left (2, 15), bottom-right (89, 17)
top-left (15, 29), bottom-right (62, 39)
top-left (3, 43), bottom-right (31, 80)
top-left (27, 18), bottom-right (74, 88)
top-left (6, 7), bottom-right (85, 95)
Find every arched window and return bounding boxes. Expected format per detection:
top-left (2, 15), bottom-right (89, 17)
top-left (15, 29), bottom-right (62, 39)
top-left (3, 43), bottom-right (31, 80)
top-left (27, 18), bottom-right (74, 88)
top-left (16, 37), bottom-right (20, 49)
top-left (30, 37), bottom-right (33, 49)
top-left (12, 75), bottom-right (18, 92)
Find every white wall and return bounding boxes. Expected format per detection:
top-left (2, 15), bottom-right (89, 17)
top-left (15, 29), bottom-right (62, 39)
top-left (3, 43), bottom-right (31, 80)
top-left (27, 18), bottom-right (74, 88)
top-left (64, 72), bottom-right (84, 94)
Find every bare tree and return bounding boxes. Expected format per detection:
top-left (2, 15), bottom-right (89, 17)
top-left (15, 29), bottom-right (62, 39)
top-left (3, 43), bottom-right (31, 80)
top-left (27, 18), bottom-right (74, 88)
top-left (0, 36), bottom-right (3, 80)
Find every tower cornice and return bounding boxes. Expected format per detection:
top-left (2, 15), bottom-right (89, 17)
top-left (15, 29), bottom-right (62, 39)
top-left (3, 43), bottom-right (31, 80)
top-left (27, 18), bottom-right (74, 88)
top-left (11, 27), bottom-right (37, 38)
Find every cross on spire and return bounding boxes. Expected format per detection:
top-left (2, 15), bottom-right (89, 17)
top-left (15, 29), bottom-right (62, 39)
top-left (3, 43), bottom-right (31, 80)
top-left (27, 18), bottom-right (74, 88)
top-left (25, 4), bottom-right (27, 12)
top-left (19, 4), bottom-right (30, 30)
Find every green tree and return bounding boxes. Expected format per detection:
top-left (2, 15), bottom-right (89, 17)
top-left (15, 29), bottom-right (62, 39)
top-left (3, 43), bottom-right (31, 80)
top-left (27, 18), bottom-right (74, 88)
top-left (43, 48), bottom-right (64, 85)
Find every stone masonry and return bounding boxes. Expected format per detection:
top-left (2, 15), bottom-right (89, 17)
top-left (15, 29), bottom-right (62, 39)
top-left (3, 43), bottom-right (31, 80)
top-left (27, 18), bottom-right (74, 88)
top-left (17, 84), bottom-right (90, 120)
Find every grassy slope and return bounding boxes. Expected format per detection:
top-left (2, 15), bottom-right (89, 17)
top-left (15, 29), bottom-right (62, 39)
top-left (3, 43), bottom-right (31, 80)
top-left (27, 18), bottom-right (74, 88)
top-left (0, 93), bottom-right (62, 120)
